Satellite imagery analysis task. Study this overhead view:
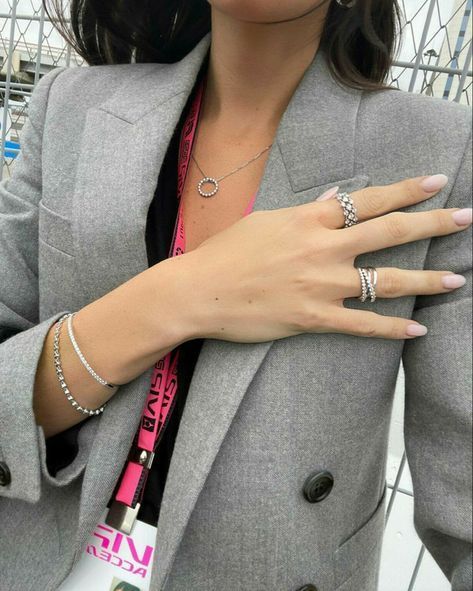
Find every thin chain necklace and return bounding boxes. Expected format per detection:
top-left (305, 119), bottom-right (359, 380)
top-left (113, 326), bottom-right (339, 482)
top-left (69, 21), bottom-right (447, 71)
top-left (191, 144), bottom-right (272, 197)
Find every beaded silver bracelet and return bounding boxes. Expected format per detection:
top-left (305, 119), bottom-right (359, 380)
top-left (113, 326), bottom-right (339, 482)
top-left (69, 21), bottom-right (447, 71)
top-left (66, 312), bottom-right (119, 390)
top-left (53, 313), bottom-right (107, 416)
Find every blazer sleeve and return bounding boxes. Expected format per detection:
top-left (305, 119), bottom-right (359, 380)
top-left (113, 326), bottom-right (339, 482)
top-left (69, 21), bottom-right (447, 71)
top-left (402, 128), bottom-right (472, 591)
top-left (0, 66), bottom-right (99, 503)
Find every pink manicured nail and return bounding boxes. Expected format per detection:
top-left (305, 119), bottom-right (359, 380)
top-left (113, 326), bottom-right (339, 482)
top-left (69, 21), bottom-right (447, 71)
top-left (316, 186), bottom-right (339, 201)
top-left (420, 174), bottom-right (448, 192)
top-left (452, 208), bottom-right (473, 226)
top-left (406, 324), bottom-right (428, 337)
top-left (442, 274), bottom-right (466, 289)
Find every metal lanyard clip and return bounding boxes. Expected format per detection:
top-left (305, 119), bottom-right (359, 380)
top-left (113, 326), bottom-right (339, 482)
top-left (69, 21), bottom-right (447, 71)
top-left (105, 500), bottom-right (141, 535)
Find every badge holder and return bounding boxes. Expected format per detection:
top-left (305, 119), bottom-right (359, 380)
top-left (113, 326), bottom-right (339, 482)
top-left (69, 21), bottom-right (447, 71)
top-left (106, 449), bottom-right (155, 534)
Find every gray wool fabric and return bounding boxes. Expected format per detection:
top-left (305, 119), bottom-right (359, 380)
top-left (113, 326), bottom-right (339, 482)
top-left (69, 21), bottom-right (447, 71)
top-left (0, 31), bottom-right (472, 591)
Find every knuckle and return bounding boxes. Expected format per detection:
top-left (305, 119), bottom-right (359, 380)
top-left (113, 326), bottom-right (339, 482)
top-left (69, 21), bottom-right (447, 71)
top-left (289, 304), bottom-right (322, 332)
top-left (385, 212), bottom-right (409, 240)
top-left (392, 322), bottom-right (407, 340)
top-left (429, 272), bottom-right (443, 291)
top-left (362, 325), bottom-right (378, 337)
top-left (362, 188), bottom-right (384, 216)
top-left (379, 315), bottom-right (403, 339)
top-left (292, 271), bottom-right (312, 292)
top-left (432, 209), bottom-right (451, 234)
top-left (362, 324), bottom-right (378, 338)
top-left (296, 241), bottom-right (318, 265)
top-left (404, 179), bottom-right (418, 202)
top-left (303, 234), bottom-right (333, 262)
top-left (293, 203), bottom-right (317, 227)
top-left (360, 315), bottom-right (379, 337)
top-left (388, 320), bottom-right (402, 339)
top-left (381, 271), bottom-right (403, 297)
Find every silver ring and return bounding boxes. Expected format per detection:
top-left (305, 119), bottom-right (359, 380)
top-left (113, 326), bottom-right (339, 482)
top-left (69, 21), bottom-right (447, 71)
top-left (335, 191), bottom-right (358, 227)
top-left (357, 266), bottom-right (377, 303)
top-left (366, 266), bottom-right (378, 292)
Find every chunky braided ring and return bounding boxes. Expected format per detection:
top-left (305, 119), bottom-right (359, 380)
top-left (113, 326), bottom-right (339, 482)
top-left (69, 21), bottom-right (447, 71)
top-left (335, 191), bottom-right (358, 227)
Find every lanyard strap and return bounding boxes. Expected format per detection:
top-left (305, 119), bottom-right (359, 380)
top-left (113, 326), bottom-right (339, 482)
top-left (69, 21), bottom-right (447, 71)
top-left (106, 70), bottom-right (259, 535)
top-left (105, 74), bottom-right (206, 535)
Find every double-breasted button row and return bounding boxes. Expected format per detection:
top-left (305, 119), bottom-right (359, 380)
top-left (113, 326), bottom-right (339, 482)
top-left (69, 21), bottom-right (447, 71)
top-left (303, 469), bottom-right (334, 503)
top-left (0, 461), bottom-right (11, 486)
top-left (296, 471), bottom-right (334, 591)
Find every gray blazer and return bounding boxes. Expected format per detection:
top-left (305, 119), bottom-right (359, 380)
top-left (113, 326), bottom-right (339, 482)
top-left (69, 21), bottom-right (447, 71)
top-left (0, 31), bottom-right (471, 591)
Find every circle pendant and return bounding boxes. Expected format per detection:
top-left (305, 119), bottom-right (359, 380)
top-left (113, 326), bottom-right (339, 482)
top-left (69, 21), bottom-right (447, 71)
top-left (197, 177), bottom-right (219, 197)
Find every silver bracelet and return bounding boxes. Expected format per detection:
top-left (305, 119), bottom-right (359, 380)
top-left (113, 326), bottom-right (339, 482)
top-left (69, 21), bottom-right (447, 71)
top-left (66, 312), bottom-right (119, 390)
top-left (53, 313), bottom-right (107, 416)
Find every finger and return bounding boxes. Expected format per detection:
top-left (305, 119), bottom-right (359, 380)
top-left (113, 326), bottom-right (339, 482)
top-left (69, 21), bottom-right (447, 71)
top-left (325, 306), bottom-right (427, 340)
top-left (340, 267), bottom-right (467, 299)
top-left (314, 174), bottom-right (449, 230)
top-left (341, 207), bottom-right (473, 257)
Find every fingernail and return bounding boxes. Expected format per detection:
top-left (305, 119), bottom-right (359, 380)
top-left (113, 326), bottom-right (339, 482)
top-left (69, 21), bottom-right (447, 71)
top-left (316, 186), bottom-right (339, 201)
top-left (406, 324), bottom-right (428, 337)
top-left (452, 208), bottom-right (473, 226)
top-left (442, 274), bottom-right (466, 289)
top-left (420, 174), bottom-right (448, 192)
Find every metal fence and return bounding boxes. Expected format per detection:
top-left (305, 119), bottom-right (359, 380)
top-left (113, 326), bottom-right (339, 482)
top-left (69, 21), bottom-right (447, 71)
top-left (1, 0), bottom-right (472, 180)
top-left (1, 1), bottom-right (472, 589)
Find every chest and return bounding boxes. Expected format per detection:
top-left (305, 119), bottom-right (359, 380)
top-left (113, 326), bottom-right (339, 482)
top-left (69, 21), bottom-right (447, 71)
top-left (179, 128), bottom-right (273, 253)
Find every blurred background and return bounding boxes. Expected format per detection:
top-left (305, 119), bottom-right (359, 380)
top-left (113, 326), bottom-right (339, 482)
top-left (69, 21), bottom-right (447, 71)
top-left (1, 1), bottom-right (472, 589)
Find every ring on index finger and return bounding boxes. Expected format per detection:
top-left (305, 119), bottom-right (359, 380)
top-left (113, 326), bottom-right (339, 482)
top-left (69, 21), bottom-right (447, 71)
top-left (335, 191), bottom-right (359, 227)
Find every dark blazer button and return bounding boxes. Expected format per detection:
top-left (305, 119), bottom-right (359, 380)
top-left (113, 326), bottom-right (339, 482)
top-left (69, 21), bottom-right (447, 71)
top-left (0, 461), bottom-right (11, 486)
top-left (296, 585), bottom-right (318, 591)
top-left (303, 470), bottom-right (334, 503)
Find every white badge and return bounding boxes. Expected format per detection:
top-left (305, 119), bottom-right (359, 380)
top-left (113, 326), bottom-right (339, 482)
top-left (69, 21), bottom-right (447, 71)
top-left (58, 509), bottom-right (157, 591)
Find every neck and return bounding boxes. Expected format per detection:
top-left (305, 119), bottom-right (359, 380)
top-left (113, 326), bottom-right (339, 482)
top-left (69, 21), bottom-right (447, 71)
top-left (201, 3), bottom-right (329, 134)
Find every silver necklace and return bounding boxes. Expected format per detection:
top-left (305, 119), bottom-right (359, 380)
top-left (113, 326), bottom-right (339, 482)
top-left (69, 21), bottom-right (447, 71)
top-left (191, 143), bottom-right (273, 197)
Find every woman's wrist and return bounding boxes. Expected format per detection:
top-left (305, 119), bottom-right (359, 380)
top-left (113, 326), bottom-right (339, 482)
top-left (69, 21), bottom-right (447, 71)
top-left (148, 253), bottom-right (209, 344)
top-left (70, 251), bottom-right (209, 388)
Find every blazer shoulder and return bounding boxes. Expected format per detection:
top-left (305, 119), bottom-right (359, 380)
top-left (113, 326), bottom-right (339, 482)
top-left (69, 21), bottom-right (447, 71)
top-left (360, 86), bottom-right (471, 139)
top-left (358, 86), bottom-right (471, 182)
top-left (42, 62), bottom-right (168, 116)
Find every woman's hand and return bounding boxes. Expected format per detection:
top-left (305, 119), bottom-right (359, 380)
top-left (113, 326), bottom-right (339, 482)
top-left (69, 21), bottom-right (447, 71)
top-left (177, 174), bottom-right (472, 342)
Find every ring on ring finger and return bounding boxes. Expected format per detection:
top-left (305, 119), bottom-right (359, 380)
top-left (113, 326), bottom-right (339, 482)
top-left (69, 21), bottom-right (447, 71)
top-left (357, 266), bottom-right (377, 303)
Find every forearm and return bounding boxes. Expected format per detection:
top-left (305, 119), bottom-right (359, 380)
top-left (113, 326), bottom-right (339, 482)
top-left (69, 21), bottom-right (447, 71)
top-left (33, 256), bottom-right (197, 439)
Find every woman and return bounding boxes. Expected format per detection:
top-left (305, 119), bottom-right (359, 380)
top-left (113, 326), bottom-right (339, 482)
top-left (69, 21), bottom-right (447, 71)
top-left (0, 1), bottom-right (471, 590)
top-left (112, 582), bottom-right (141, 591)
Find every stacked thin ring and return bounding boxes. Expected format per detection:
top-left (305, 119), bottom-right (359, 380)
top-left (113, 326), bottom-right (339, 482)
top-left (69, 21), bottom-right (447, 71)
top-left (357, 266), bottom-right (378, 302)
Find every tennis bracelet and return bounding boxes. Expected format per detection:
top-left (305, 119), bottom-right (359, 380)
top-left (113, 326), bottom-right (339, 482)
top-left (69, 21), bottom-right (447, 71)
top-left (52, 312), bottom-right (120, 415)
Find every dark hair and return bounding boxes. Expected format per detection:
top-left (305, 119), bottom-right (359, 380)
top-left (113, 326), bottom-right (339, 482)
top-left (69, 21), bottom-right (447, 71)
top-left (43, 0), bottom-right (402, 91)
top-left (112, 582), bottom-right (141, 591)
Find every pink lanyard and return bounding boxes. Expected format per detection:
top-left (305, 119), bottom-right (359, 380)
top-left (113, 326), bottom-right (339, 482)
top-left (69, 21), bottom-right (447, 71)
top-left (106, 72), bottom-right (257, 535)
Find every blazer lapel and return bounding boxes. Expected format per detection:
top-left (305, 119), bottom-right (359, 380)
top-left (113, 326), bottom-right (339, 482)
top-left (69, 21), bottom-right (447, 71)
top-left (150, 40), bottom-right (368, 589)
top-left (69, 29), bottom-right (368, 588)
top-left (71, 32), bottom-right (214, 559)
